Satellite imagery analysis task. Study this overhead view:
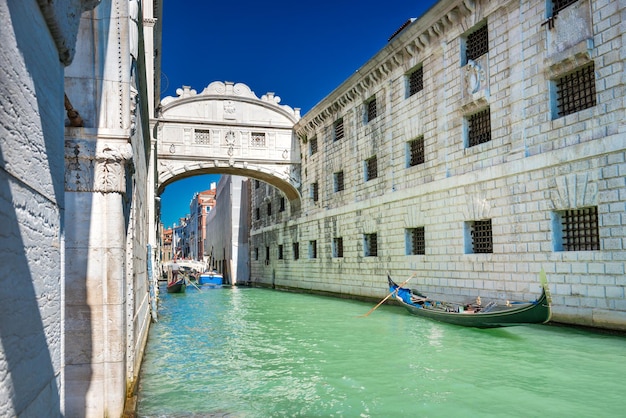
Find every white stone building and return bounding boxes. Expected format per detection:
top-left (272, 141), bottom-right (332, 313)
top-left (249, 0), bottom-right (626, 331)
top-left (1, 0), bottom-right (161, 415)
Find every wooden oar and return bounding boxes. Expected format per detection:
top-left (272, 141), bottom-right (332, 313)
top-left (359, 273), bottom-right (416, 317)
top-left (186, 275), bottom-right (202, 291)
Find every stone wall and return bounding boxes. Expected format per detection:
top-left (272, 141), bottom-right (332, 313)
top-left (250, 0), bottom-right (626, 331)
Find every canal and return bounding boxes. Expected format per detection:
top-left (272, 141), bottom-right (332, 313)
top-left (137, 285), bottom-right (626, 417)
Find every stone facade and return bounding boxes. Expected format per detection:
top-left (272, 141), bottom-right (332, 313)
top-left (250, 0), bottom-right (626, 331)
top-left (0, 0), bottom-right (161, 415)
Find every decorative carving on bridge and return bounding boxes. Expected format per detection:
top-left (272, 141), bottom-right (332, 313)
top-left (223, 100), bottom-right (236, 119)
top-left (169, 144), bottom-right (176, 153)
top-left (251, 132), bottom-right (266, 147)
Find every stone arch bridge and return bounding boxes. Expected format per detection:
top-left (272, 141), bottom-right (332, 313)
top-left (155, 81), bottom-right (302, 202)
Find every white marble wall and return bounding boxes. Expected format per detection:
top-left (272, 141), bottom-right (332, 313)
top-left (250, 0), bottom-right (626, 331)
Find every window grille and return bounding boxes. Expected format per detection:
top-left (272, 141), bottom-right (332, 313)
top-left (309, 240), bottom-right (317, 258)
top-left (311, 182), bottom-right (319, 202)
top-left (471, 220), bottom-right (493, 253)
top-left (556, 63), bottom-right (596, 118)
top-left (366, 156), bottom-right (378, 181)
top-left (552, 0), bottom-right (578, 16)
top-left (561, 207), bottom-right (599, 251)
top-left (468, 108), bottom-right (491, 147)
top-left (310, 137), bottom-right (318, 155)
top-left (194, 129), bottom-right (211, 144)
top-left (293, 242), bottom-right (300, 260)
top-left (408, 136), bottom-right (425, 166)
top-left (466, 24), bottom-right (489, 62)
top-left (255, 207), bottom-right (260, 220)
top-left (251, 132), bottom-right (266, 147)
top-left (408, 66), bottom-right (424, 97)
top-left (364, 233), bottom-right (378, 257)
top-left (279, 197), bottom-right (285, 212)
top-left (408, 227), bottom-right (425, 255)
top-left (333, 237), bottom-right (344, 258)
top-left (267, 203), bottom-right (272, 216)
top-left (334, 119), bottom-right (344, 141)
top-left (334, 171), bottom-right (345, 192)
top-left (366, 97), bottom-right (377, 122)
top-left (278, 244), bottom-right (284, 260)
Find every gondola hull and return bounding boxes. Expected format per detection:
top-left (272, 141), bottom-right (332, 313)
top-left (388, 275), bottom-right (551, 328)
top-left (166, 278), bottom-right (186, 294)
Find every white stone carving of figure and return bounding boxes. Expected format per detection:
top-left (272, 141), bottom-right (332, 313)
top-left (129, 0), bottom-right (139, 60)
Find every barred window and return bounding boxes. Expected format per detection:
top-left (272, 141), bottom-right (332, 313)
top-left (334, 171), bottom-right (345, 192)
top-left (555, 63), bottom-right (596, 118)
top-left (293, 242), bottom-right (300, 260)
top-left (407, 227), bottom-right (425, 255)
top-left (311, 182), bottom-right (319, 202)
top-left (552, 0), bottom-right (578, 16)
top-left (471, 220), bottom-right (493, 254)
top-left (310, 136), bottom-right (318, 155)
top-left (365, 97), bottom-right (377, 123)
top-left (364, 233), bottom-right (378, 257)
top-left (407, 66), bottom-right (424, 97)
top-left (251, 132), bottom-right (266, 147)
top-left (278, 244), bottom-right (284, 260)
top-left (465, 23), bottom-right (489, 63)
top-left (194, 129), bottom-right (211, 144)
top-left (309, 240), bottom-right (317, 259)
top-left (334, 118), bottom-right (344, 141)
top-left (556, 207), bottom-right (600, 251)
top-left (333, 237), bottom-right (344, 258)
top-left (365, 156), bottom-right (378, 181)
top-left (467, 108), bottom-right (491, 147)
top-left (408, 136), bottom-right (425, 167)
top-left (279, 197), bottom-right (285, 212)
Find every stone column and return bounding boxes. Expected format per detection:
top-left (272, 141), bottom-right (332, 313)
top-left (64, 137), bottom-right (133, 417)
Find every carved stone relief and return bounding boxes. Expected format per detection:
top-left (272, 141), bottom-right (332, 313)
top-left (65, 140), bottom-right (133, 193)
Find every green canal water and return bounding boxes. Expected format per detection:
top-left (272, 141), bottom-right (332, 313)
top-left (137, 285), bottom-right (626, 417)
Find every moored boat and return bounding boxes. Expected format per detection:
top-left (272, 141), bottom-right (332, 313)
top-left (387, 271), bottom-right (551, 328)
top-left (198, 270), bottom-right (223, 288)
top-left (166, 277), bottom-right (186, 293)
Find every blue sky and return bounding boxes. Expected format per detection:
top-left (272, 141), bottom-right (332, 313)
top-left (159, 0), bottom-right (438, 228)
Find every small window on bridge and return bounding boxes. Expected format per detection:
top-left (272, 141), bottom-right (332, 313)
top-left (251, 132), bottom-right (266, 147)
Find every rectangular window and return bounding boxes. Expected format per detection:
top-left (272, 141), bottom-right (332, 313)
top-left (332, 237), bottom-right (344, 258)
top-left (364, 233), bottom-right (378, 257)
top-left (194, 129), bottom-right (211, 144)
top-left (255, 207), bottom-right (260, 220)
top-left (293, 242), bottom-right (300, 260)
top-left (407, 66), bottom-right (424, 97)
top-left (554, 207), bottom-right (600, 251)
top-left (365, 156), bottom-right (378, 181)
top-left (551, 0), bottom-right (578, 16)
top-left (265, 246), bottom-right (270, 261)
top-left (251, 132), bottom-right (266, 147)
top-left (309, 137), bottom-right (318, 155)
top-left (334, 171), bottom-right (345, 192)
top-left (467, 108), bottom-right (491, 147)
top-left (278, 244), bottom-right (284, 260)
top-left (407, 136), bottom-right (425, 167)
top-left (465, 23), bottom-right (488, 63)
top-left (279, 197), bottom-right (285, 212)
top-left (254, 247), bottom-right (259, 261)
top-left (254, 180), bottom-right (260, 189)
top-left (365, 97), bottom-right (377, 123)
top-left (267, 203), bottom-right (272, 216)
top-left (311, 182), bottom-right (319, 202)
top-left (406, 227), bottom-right (425, 255)
top-left (555, 63), bottom-right (596, 118)
top-left (309, 240), bottom-right (317, 259)
top-left (471, 220), bottom-right (493, 254)
top-left (334, 118), bottom-right (344, 141)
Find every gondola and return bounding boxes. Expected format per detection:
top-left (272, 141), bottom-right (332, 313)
top-left (387, 272), bottom-right (551, 328)
top-left (166, 277), bottom-right (186, 294)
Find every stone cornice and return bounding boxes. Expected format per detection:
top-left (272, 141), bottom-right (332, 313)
top-left (295, 0), bottom-right (475, 139)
